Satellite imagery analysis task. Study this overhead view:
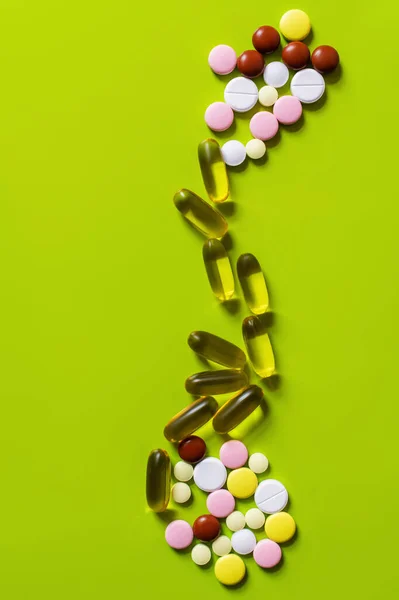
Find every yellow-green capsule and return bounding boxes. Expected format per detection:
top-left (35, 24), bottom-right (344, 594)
top-left (185, 369), bottom-right (248, 396)
top-left (203, 239), bottom-right (234, 302)
top-left (173, 188), bottom-right (228, 238)
top-left (164, 396), bottom-right (218, 442)
top-left (242, 316), bottom-right (275, 378)
top-left (198, 139), bottom-right (229, 203)
top-left (146, 448), bottom-right (171, 512)
top-left (237, 253), bottom-right (269, 315)
top-left (188, 330), bottom-right (246, 369)
top-left (213, 385), bottom-right (264, 434)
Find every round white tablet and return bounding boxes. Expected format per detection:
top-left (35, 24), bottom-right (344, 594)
top-left (245, 507), bottom-right (265, 529)
top-left (246, 139), bottom-right (266, 160)
top-left (191, 543), bottom-right (212, 566)
top-left (212, 535), bottom-right (232, 556)
top-left (258, 85), bottom-right (278, 107)
top-left (248, 452), bottom-right (269, 474)
top-left (193, 457), bottom-right (227, 492)
top-left (174, 460), bottom-right (194, 482)
top-left (291, 68), bottom-right (325, 103)
top-left (263, 62), bottom-right (289, 88)
top-left (226, 510), bottom-right (246, 532)
top-left (172, 482), bottom-right (191, 504)
top-left (255, 479), bottom-right (288, 514)
top-left (224, 77), bottom-right (258, 113)
top-left (221, 140), bottom-right (246, 167)
top-left (231, 529), bottom-right (257, 555)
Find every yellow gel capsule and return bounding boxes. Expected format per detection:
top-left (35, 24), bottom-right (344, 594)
top-left (173, 188), bottom-right (228, 238)
top-left (215, 554), bottom-right (246, 586)
top-left (242, 316), bottom-right (275, 378)
top-left (146, 448), bottom-right (171, 512)
top-left (203, 239), bottom-right (234, 302)
top-left (237, 253), bottom-right (269, 314)
top-left (198, 138), bottom-right (229, 203)
top-left (188, 330), bottom-right (246, 369)
top-left (185, 369), bottom-right (248, 396)
top-left (164, 396), bottom-right (218, 443)
top-left (213, 384), bottom-right (264, 434)
top-left (265, 512), bottom-right (296, 543)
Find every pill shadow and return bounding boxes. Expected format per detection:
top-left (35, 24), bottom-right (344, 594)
top-left (155, 509), bottom-right (179, 524)
top-left (218, 570), bottom-right (248, 590)
top-left (251, 152), bottom-right (268, 168)
top-left (263, 552), bottom-right (285, 574)
top-left (198, 555), bottom-right (214, 570)
top-left (257, 311), bottom-right (275, 329)
top-left (302, 30), bottom-right (314, 45)
top-left (218, 202), bottom-right (237, 218)
top-left (282, 113), bottom-right (305, 134)
top-left (324, 64), bottom-right (342, 85)
top-left (266, 129), bottom-right (281, 150)
top-left (220, 298), bottom-right (241, 316)
top-left (221, 231), bottom-right (234, 251)
top-left (280, 527), bottom-right (299, 548)
top-left (262, 373), bottom-right (282, 392)
top-left (227, 158), bottom-right (249, 174)
top-left (215, 120), bottom-right (237, 139)
top-left (302, 91), bottom-right (327, 112)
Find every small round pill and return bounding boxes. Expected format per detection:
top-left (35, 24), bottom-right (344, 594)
top-left (253, 539), bottom-right (282, 568)
top-left (265, 512), bottom-right (296, 542)
top-left (250, 112), bottom-right (279, 141)
top-left (221, 140), bottom-right (246, 167)
top-left (258, 85), bottom-right (278, 107)
top-left (204, 102), bottom-right (234, 132)
top-left (245, 507), bottom-right (265, 529)
top-left (246, 139), bottom-right (266, 160)
top-left (191, 543), bottom-right (212, 566)
top-left (193, 514), bottom-right (221, 541)
top-left (248, 452), bottom-right (269, 473)
top-left (231, 528), bottom-right (257, 555)
top-left (165, 520), bottom-right (194, 549)
top-left (226, 510), bottom-right (246, 532)
top-left (212, 535), bottom-right (232, 556)
top-left (252, 25), bottom-right (280, 54)
top-left (174, 460), bottom-right (194, 482)
top-left (291, 68), bottom-right (325, 104)
top-left (279, 9), bottom-right (311, 41)
top-left (172, 482), bottom-right (191, 504)
top-left (227, 467), bottom-right (258, 499)
top-left (193, 457), bottom-right (227, 492)
top-left (273, 96), bottom-right (302, 125)
top-left (208, 44), bottom-right (237, 75)
top-left (282, 41), bottom-right (310, 70)
top-left (237, 50), bottom-right (264, 78)
top-left (311, 45), bottom-right (340, 73)
top-left (255, 479), bottom-right (288, 514)
top-left (207, 489), bottom-right (235, 518)
top-left (220, 440), bottom-right (248, 468)
top-left (263, 61), bottom-right (289, 88)
top-left (224, 77), bottom-right (258, 112)
top-left (215, 554), bottom-right (246, 586)
top-left (178, 435), bottom-right (206, 463)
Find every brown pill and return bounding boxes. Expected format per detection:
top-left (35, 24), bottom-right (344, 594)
top-left (311, 45), bottom-right (339, 73)
top-left (282, 41), bottom-right (310, 70)
top-left (252, 25), bottom-right (280, 54)
top-left (237, 50), bottom-right (264, 78)
top-left (193, 514), bottom-right (221, 541)
top-left (178, 436), bottom-right (206, 463)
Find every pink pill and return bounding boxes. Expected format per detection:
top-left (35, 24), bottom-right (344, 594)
top-left (165, 520), bottom-right (194, 550)
top-left (220, 440), bottom-right (248, 469)
top-left (205, 102), bottom-right (234, 132)
top-left (208, 44), bottom-right (237, 75)
top-left (206, 489), bottom-right (235, 518)
top-left (249, 111), bottom-right (279, 140)
top-left (273, 95), bottom-right (302, 125)
top-left (253, 539), bottom-right (282, 568)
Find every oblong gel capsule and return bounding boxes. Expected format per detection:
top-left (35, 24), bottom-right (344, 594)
top-left (188, 330), bottom-right (246, 370)
top-left (203, 239), bottom-right (234, 302)
top-left (213, 385), bottom-right (264, 434)
top-left (242, 316), bottom-right (275, 378)
top-left (185, 369), bottom-right (248, 396)
top-left (198, 139), bottom-right (229, 203)
top-left (237, 253), bottom-right (269, 315)
top-left (146, 448), bottom-right (171, 512)
top-left (173, 188), bottom-right (228, 238)
top-left (164, 396), bottom-right (218, 443)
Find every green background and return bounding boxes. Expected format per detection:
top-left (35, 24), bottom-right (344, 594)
top-left (1, 0), bottom-right (398, 598)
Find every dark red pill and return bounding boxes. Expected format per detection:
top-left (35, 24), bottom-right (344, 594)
top-left (311, 45), bottom-right (339, 73)
top-left (252, 25), bottom-right (280, 54)
top-left (193, 514), bottom-right (221, 541)
top-left (282, 41), bottom-right (310, 70)
top-left (237, 50), bottom-right (264, 78)
top-left (178, 436), bottom-right (206, 463)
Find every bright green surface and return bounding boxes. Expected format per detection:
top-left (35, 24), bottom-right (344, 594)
top-left (1, 1), bottom-right (398, 598)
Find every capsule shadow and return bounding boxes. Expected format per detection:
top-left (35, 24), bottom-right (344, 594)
top-left (220, 298), bottom-right (241, 315)
top-left (262, 373), bottom-right (282, 392)
top-left (155, 509), bottom-right (179, 524)
top-left (221, 231), bottom-right (234, 251)
top-left (218, 202), bottom-right (237, 218)
top-left (258, 311), bottom-right (275, 329)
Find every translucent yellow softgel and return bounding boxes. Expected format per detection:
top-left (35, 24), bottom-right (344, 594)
top-left (265, 511), bottom-right (296, 543)
top-left (279, 9), bottom-right (311, 41)
top-left (214, 554), bottom-right (246, 585)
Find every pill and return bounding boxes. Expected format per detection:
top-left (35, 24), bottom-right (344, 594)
top-left (203, 239), bottom-right (234, 302)
top-left (248, 452), bottom-right (269, 474)
top-left (178, 435), bottom-right (207, 463)
top-left (188, 330), bottom-right (246, 370)
top-left (246, 139), bottom-right (266, 160)
top-left (173, 189), bottom-right (228, 238)
top-left (273, 96), bottom-right (302, 125)
top-left (255, 479), bottom-right (288, 514)
top-left (245, 508), bottom-right (265, 529)
top-left (221, 140), bottom-right (246, 167)
top-left (227, 467), bottom-right (258, 499)
top-left (226, 510), bottom-right (246, 532)
top-left (191, 543), bottom-right (212, 566)
top-left (172, 482), bottom-right (192, 504)
top-left (265, 512), bottom-right (296, 542)
top-left (282, 41), bottom-right (310, 70)
top-left (249, 111), bottom-right (279, 141)
top-left (198, 139), bottom-right (229, 204)
top-left (219, 440), bottom-right (248, 469)
top-left (213, 384), bottom-right (264, 434)
top-left (185, 369), bottom-right (248, 396)
top-left (252, 25), bottom-right (280, 54)
top-left (164, 395), bottom-right (218, 442)
top-left (231, 528), bottom-right (257, 555)
top-left (242, 316), bottom-right (275, 378)
top-left (174, 460), bottom-right (194, 482)
top-left (212, 535), bottom-right (232, 556)
top-left (215, 554), bottom-right (246, 586)
top-left (263, 61), bottom-right (289, 88)
top-left (165, 520), bottom-right (194, 549)
top-left (193, 457), bottom-right (227, 492)
top-left (146, 448), bottom-right (171, 512)
top-left (206, 489), bottom-right (235, 518)
top-left (311, 45), bottom-right (340, 73)
top-left (224, 77), bottom-right (258, 113)
top-left (279, 9), bottom-right (311, 41)
top-left (253, 539), bottom-right (282, 568)
top-left (291, 68), bottom-right (325, 104)
top-left (193, 514), bottom-right (221, 541)
top-left (208, 44), bottom-right (237, 75)
top-left (237, 50), bottom-right (264, 78)
top-left (205, 102), bottom-right (234, 132)
top-left (258, 85), bottom-right (278, 107)
top-left (237, 253), bottom-right (269, 314)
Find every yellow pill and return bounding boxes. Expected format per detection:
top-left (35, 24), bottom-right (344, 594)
top-left (279, 9), bottom-right (311, 41)
top-left (214, 554), bottom-right (246, 586)
top-left (265, 512), bottom-right (296, 543)
top-left (227, 467), bottom-right (258, 499)
top-left (203, 239), bottom-right (234, 302)
top-left (242, 316), bottom-right (275, 378)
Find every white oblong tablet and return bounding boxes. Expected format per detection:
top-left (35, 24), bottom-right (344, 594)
top-left (212, 535), bottom-right (232, 556)
top-left (254, 479), bottom-right (288, 514)
top-left (291, 68), bottom-right (325, 103)
top-left (263, 62), bottom-right (289, 88)
top-left (193, 457), bottom-right (227, 492)
top-left (221, 140), bottom-right (246, 167)
top-left (231, 528), bottom-right (257, 555)
top-left (224, 77), bottom-right (258, 113)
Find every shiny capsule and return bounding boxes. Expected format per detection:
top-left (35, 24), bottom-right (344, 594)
top-left (188, 330), bottom-right (246, 369)
top-left (242, 316), bottom-right (275, 378)
top-left (164, 396), bottom-right (218, 442)
top-left (237, 253), bottom-right (269, 315)
top-left (146, 448), bottom-right (171, 512)
top-left (198, 139), bottom-right (229, 203)
top-left (203, 239), bottom-right (234, 302)
top-left (174, 188), bottom-right (228, 238)
top-left (213, 385), bottom-right (264, 434)
top-left (185, 369), bottom-right (248, 396)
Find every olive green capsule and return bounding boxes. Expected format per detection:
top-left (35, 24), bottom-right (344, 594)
top-left (185, 369), bottom-right (248, 396)
top-left (242, 316), bottom-right (275, 378)
top-left (237, 253), bottom-right (269, 315)
top-left (173, 188), bottom-right (228, 238)
top-left (188, 330), bottom-right (246, 369)
top-left (146, 448), bottom-right (171, 512)
top-left (203, 239), bottom-right (234, 302)
top-left (198, 139), bottom-right (229, 203)
top-left (213, 385), bottom-right (264, 434)
top-left (164, 396), bottom-right (218, 443)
